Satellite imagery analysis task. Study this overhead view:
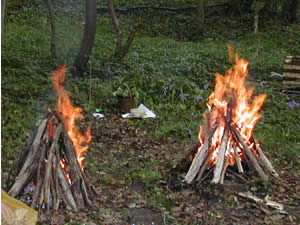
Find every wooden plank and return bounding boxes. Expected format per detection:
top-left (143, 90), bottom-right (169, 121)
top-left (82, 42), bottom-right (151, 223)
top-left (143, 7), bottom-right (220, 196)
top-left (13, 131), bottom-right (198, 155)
top-left (283, 64), bottom-right (300, 70)
top-left (283, 81), bottom-right (300, 85)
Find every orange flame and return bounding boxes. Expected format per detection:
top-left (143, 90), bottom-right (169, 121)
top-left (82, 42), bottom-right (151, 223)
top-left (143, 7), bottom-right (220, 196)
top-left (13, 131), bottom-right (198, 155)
top-left (51, 65), bottom-right (92, 169)
top-left (198, 49), bottom-right (266, 166)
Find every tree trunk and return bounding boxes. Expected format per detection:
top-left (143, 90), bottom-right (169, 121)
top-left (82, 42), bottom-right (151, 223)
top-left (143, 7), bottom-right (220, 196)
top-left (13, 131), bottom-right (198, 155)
top-left (230, 0), bottom-right (253, 16)
top-left (1, 0), bottom-right (6, 35)
top-left (281, 0), bottom-right (298, 23)
top-left (46, 0), bottom-right (57, 64)
top-left (107, 0), bottom-right (138, 62)
top-left (253, 1), bottom-right (266, 34)
top-left (197, 0), bottom-right (205, 26)
top-left (107, 0), bottom-right (123, 58)
top-left (72, 0), bottom-right (97, 76)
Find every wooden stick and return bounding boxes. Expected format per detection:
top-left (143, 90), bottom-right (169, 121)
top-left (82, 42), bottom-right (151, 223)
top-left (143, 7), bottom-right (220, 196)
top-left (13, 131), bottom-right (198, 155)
top-left (227, 168), bottom-right (247, 182)
top-left (30, 142), bottom-right (46, 208)
top-left (44, 124), bottom-right (62, 209)
top-left (19, 119), bottom-right (48, 176)
top-left (50, 170), bottom-right (56, 212)
top-left (199, 166), bottom-right (213, 183)
top-left (53, 150), bottom-right (61, 211)
top-left (195, 138), bottom-right (218, 182)
top-left (54, 175), bottom-right (61, 211)
top-left (81, 179), bottom-right (92, 207)
top-left (220, 156), bottom-right (229, 184)
top-left (234, 147), bottom-right (244, 174)
top-left (232, 127), bottom-right (268, 181)
top-left (63, 133), bottom-right (86, 208)
top-left (238, 192), bottom-right (287, 214)
top-left (9, 119), bottom-right (48, 197)
top-left (185, 143), bottom-right (210, 183)
top-left (212, 127), bottom-right (229, 184)
top-left (256, 144), bottom-right (279, 178)
top-left (195, 153), bottom-right (210, 182)
top-left (185, 123), bottom-right (218, 183)
top-left (54, 155), bottom-right (78, 212)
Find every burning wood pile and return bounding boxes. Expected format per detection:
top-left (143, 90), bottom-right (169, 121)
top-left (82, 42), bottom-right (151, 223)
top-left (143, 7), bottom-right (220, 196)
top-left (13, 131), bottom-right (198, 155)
top-left (8, 66), bottom-right (96, 212)
top-left (185, 49), bottom-right (279, 184)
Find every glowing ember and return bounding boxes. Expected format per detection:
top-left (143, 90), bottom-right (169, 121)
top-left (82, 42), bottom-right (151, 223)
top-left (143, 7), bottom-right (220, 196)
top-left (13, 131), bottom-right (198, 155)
top-left (198, 49), bottom-right (266, 166)
top-left (51, 66), bottom-right (92, 169)
top-left (60, 159), bottom-right (72, 184)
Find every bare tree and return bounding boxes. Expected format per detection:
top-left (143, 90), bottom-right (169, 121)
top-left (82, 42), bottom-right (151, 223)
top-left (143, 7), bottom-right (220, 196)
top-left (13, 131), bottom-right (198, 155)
top-left (46, 0), bottom-right (57, 64)
top-left (107, 0), bottom-right (138, 62)
top-left (281, 0), bottom-right (298, 23)
top-left (230, 0), bottom-right (254, 16)
top-left (72, 0), bottom-right (97, 76)
top-left (253, 1), bottom-right (266, 33)
top-left (1, 0), bottom-right (6, 35)
top-left (197, 0), bottom-right (205, 26)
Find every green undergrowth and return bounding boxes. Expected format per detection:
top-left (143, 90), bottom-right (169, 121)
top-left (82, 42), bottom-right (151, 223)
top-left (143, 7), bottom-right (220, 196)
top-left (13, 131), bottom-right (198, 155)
top-left (2, 8), bottom-right (300, 187)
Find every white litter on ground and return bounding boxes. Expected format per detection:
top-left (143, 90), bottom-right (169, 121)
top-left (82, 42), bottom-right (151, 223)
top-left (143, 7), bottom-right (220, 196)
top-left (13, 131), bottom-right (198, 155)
top-left (122, 104), bottom-right (156, 118)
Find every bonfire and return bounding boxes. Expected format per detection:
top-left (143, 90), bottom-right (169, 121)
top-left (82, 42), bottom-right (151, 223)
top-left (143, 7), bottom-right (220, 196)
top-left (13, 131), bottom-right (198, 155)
top-left (185, 48), bottom-right (279, 184)
top-left (9, 66), bottom-right (97, 212)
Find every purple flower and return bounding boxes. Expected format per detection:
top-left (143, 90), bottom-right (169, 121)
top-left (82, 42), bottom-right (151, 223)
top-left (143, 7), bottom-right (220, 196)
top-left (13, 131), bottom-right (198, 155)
top-left (139, 63), bottom-right (145, 72)
top-left (163, 87), bottom-right (168, 96)
top-left (187, 129), bottom-right (193, 137)
top-left (186, 66), bottom-right (192, 71)
top-left (288, 100), bottom-right (300, 109)
top-left (167, 78), bottom-right (173, 83)
top-left (179, 93), bottom-right (188, 100)
top-left (203, 83), bottom-right (209, 91)
top-left (133, 51), bottom-right (139, 57)
top-left (195, 95), bottom-right (203, 102)
top-left (162, 86), bottom-right (173, 96)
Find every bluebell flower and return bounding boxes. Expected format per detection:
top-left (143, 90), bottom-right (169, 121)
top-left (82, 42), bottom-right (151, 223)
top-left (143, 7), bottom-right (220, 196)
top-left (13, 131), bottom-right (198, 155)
top-left (187, 129), bottom-right (193, 137)
top-left (203, 83), bottom-right (209, 91)
top-left (186, 66), bottom-right (192, 72)
top-left (288, 100), bottom-right (300, 109)
top-left (162, 86), bottom-right (173, 96)
top-left (139, 63), bottom-right (145, 72)
top-left (133, 51), bottom-right (139, 57)
top-left (162, 87), bottom-right (168, 96)
top-left (179, 93), bottom-right (188, 100)
top-left (195, 95), bottom-right (203, 102)
top-left (167, 78), bottom-right (173, 83)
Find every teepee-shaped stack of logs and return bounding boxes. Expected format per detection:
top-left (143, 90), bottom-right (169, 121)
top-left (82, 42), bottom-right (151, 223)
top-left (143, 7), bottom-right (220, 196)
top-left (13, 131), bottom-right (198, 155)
top-left (9, 66), bottom-right (97, 212)
top-left (185, 50), bottom-right (278, 184)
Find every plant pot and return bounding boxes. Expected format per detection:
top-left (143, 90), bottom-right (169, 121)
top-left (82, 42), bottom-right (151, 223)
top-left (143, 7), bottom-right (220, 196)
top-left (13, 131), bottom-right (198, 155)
top-left (118, 96), bottom-right (136, 113)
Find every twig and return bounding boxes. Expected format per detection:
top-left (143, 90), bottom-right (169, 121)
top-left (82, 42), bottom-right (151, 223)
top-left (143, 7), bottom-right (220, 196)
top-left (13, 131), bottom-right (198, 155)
top-left (238, 192), bottom-right (287, 214)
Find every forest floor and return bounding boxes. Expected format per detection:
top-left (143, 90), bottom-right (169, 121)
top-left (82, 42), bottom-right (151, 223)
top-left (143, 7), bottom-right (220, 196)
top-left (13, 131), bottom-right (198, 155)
top-left (35, 113), bottom-right (300, 225)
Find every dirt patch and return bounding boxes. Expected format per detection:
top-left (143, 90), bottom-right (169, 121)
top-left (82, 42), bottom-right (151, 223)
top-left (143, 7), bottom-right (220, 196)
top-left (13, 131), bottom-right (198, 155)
top-left (129, 208), bottom-right (163, 225)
